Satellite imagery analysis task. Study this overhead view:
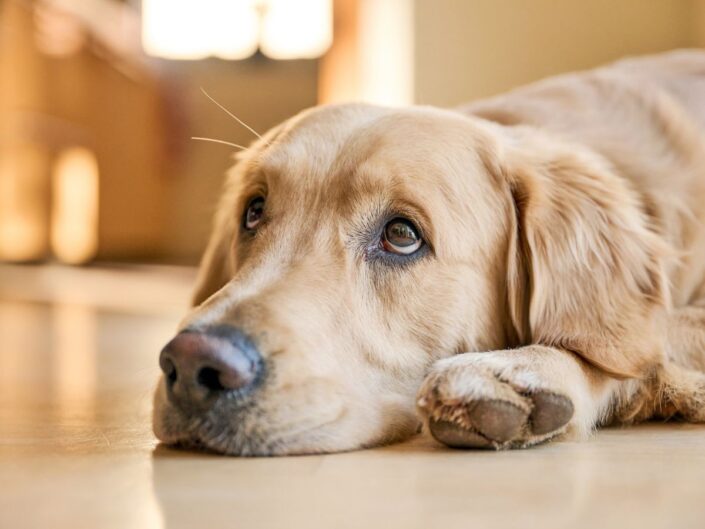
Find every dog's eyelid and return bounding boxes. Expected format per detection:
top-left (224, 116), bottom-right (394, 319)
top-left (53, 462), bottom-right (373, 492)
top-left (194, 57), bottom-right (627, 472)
top-left (241, 177), bottom-right (268, 196)
top-left (237, 181), bottom-right (267, 210)
top-left (384, 206), bottom-right (433, 251)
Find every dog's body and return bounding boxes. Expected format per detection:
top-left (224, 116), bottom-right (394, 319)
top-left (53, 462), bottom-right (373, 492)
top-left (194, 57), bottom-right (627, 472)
top-left (154, 50), bottom-right (705, 455)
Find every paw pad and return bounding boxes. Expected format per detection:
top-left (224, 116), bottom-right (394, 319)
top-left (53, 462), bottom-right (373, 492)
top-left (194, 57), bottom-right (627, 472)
top-left (529, 391), bottom-right (574, 435)
top-left (422, 388), bottom-right (574, 449)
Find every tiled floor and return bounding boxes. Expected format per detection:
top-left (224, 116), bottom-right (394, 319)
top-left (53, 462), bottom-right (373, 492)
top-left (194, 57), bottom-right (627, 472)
top-left (1, 265), bottom-right (704, 529)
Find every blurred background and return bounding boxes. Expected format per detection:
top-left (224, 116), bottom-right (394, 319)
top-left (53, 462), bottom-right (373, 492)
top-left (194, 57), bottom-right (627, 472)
top-left (1, 0), bottom-right (704, 271)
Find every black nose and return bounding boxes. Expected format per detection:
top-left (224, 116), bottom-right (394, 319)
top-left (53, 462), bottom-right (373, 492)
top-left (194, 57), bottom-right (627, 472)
top-left (159, 325), bottom-right (262, 410)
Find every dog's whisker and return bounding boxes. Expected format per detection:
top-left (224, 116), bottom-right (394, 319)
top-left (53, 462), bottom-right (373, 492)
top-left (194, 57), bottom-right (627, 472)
top-left (200, 87), bottom-right (264, 141)
top-left (191, 136), bottom-right (249, 150)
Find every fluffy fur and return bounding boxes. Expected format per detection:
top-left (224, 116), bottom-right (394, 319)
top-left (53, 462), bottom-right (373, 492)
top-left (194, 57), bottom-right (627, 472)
top-left (154, 50), bottom-right (705, 455)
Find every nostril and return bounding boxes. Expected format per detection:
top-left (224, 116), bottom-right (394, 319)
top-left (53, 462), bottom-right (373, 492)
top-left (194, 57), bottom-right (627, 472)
top-left (160, 326), bottom-right (262, 408)
top-left (197, 367), bottom-right (225, 392)
top-left (160, 354), bottom-right (178, 386)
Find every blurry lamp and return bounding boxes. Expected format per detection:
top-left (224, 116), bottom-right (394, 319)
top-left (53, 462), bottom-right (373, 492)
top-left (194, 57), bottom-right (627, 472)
top-left (51, 148), bottom-right (99, 265)
top-left (141, 0), bottom-right (332, 60)
top-left (260, 0), bottom-right (333, 59)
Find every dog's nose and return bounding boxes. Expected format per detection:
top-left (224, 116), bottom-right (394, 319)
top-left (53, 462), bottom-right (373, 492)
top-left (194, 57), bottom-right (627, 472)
top-left (159, 326), bottom-right (262, 410)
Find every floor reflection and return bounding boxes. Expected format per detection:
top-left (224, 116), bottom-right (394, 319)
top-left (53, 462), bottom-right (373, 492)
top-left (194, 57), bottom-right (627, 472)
top-left (0, 294), bottom-right (175, 529)
top-left (0, 301), bottom-right (53, 415)
top-left (52, 303), bottom-right (97, 421)
top-left (149, 428), bottom-right (705, 529)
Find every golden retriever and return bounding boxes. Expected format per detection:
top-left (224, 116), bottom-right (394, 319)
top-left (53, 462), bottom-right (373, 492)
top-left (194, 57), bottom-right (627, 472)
top-left (153, 49), bottom-right (705, 455)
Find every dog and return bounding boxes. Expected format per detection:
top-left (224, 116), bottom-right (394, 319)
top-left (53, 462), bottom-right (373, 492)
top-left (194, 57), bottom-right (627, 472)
top-left (153, 49), bottom-right (705, 455)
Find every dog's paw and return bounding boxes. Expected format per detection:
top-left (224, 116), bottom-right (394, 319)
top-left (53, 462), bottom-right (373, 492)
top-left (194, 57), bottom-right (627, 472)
top-left (416, 357), bottom-right (574, 449)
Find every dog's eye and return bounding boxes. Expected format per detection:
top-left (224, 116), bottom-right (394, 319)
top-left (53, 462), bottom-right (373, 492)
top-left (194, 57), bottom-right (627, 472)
top-left (244, 197), bottom-right (265, 230)
top-left (382, 218), bottom-right (423, 255)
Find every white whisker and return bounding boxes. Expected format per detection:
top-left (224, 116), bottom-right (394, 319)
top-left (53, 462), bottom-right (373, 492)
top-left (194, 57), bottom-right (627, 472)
top-left (200, 87), bottom-right (263, 140)
top-left (191, 136), bottom-right (248, 150)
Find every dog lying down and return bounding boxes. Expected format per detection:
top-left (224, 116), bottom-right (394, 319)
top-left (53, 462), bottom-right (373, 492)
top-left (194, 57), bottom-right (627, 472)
top-left (153, 50), bottom-right (705, 455)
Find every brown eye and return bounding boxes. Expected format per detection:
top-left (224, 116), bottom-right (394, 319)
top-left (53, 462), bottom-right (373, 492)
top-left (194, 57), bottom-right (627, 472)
top-left (244, 197), bottom-right (265, 230)
top-left (382, 218), bottom-right (422, 255)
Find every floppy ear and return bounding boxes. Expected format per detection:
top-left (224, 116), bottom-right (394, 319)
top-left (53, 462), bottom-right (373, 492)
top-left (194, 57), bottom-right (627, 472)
top-left (191, 169), bottom-right (242, 307)
top-left (191, 205), bottom-right (236, 307)
top-left (498, 135), bottom-right (669, 378)
top-left (191, 124), bottom-right (283, 306)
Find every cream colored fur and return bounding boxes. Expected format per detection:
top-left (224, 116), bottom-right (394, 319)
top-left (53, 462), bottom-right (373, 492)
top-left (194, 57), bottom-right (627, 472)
top-left (154, 50), bottom-right (705, 455)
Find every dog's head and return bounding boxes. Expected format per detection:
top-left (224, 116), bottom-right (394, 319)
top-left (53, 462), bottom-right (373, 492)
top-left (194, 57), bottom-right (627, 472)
top-left (153, 103), bottom-right (666, 455)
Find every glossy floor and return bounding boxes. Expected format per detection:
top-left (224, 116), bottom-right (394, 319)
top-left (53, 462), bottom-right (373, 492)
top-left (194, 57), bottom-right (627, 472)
top-left (1, 265), bottom-right (704, 529)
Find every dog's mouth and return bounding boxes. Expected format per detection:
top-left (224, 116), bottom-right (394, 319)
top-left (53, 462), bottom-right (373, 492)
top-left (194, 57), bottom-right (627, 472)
top-left (169, 428), bottom-right (275, 457)
top-left (169, 429), bottom-right (330, 457)
top-left (159, 415), bottom-right (351, 457)
top-left (153, 378), bottom-right (355, 456)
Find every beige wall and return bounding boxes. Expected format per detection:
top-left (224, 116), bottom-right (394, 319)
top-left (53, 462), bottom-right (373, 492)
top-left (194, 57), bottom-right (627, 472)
top-left (414, 0), bottom-right (704, 106)
top-left (695, 0), bottom-right (705, 47)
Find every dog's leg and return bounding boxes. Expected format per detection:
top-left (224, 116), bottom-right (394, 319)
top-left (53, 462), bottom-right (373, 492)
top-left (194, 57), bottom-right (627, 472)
top-left (416, 345), bottom-right (619, 449)
top-left (612, 303), bottom-right (705, 424)
top-left (653, 303), bottom-right (705, 422)
top-left (666, 303), bottom-right (705, 372)
top-left (417, 303), bottom-right (705, 450)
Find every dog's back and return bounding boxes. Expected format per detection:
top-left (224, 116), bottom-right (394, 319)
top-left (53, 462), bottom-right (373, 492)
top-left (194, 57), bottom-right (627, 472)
top-left (462, 50), bottom-right (705, 173)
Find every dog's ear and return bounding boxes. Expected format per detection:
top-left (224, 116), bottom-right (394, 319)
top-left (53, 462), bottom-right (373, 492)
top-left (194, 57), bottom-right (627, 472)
top-left (191, 135), bottom-right (274, 307)
top-left (496, 136), bottom-right (669, 378)
top-left (192, 210), bottom-right (235, 307)
top-left (191, 180), bottom-right (239, 307)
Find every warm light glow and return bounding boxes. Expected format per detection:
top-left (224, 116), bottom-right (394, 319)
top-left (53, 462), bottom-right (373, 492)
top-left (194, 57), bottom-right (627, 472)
top-left (260, 0), bottom-right (332, 59)
top-left (141, 0), bottom-right (332, 60)
top-left (0, 145), bottom-right (50, 261)
top-left (53, 303), bottom-right (97, 419)
top-left (142, 0), bottom-right (259, 60)
top-left (318, 0), bottom-right (414, 106)
top-left (50, 147), bottom-right (99, 264)
top-left (358, 0), bottom-right (414, 105)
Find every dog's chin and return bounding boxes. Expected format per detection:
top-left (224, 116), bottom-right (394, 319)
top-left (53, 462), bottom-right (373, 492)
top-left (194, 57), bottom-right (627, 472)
top-left (161, 429), bottom-right (357, 456)
top-left (153, 415), bottom-right (372, 457)
top-left (152, 395), bottom-right (354, 456)
top-left (153, 398), bottom-right (418, 456)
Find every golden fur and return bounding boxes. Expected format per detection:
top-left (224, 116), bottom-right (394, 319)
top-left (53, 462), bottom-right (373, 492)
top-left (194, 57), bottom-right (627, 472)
top-left (154, 50), bottom-right (705, 455)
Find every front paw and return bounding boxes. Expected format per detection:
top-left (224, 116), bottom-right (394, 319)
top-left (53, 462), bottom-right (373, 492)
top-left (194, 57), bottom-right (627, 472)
top-left (417, 358), bottom-right (574, 449)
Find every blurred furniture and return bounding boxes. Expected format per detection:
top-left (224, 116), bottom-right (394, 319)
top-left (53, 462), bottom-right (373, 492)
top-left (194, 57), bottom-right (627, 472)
top-left (0, 0), bottom-right (167, 263)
